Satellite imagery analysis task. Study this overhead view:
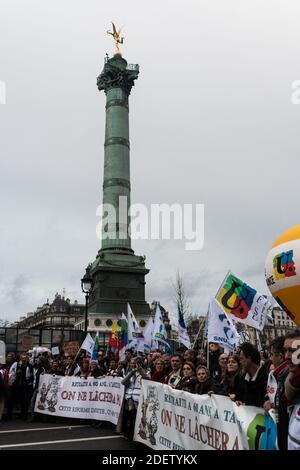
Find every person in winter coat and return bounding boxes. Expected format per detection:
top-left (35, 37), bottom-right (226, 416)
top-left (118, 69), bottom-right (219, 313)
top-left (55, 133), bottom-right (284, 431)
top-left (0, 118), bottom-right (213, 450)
top-left (194, 366), bottom-right (218, 395)
top-left (175, 361), bottom-right (197, 394)
top-left (0, 364), bottom-right (8, 421)
top-left (283, 330), bottom-right (300, 450)
top-left (218, 354), bottom-right (242, 400)
top-left (151, 358), bottom-right (168, 384)
top-left (263, 337), bottom-right (289, 450)
top-left (235, 343), bottom-right (268, 408)
top-left (121, 357), bottom-right (149, 440)
top-left (28, 356), bottom-right (47, 422)
top-left (10, 353), bottom-right (34, 419)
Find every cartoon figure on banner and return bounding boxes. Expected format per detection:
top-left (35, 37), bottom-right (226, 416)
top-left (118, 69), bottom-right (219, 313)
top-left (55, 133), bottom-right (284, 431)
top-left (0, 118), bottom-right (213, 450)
top-left (37, 383), bottom-right (51, 410)
top-left (47, 384), bottom-right (59, 412)
top-left (138, 385), bottom-right (160, 445)
top-left (265, 225), bottom-right (300, 327)
top-left (37, 377), bottom-right (60, 412)
top-left (148, 389), bottom-right (160, 445)
top-left (138, 398), bottom-right (148, 440)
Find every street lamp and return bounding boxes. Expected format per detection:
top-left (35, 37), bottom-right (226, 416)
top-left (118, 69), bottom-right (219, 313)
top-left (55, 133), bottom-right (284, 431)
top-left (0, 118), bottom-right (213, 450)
top-left (81, 266), bottom-right (93, 334)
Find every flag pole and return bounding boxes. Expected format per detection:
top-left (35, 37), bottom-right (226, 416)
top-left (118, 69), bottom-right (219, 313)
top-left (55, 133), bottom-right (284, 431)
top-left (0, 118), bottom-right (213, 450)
top-left (206, 338), bottom-right (210, 370)
top-left (214, 269), bottom-right (231, 301)
top-left (192, 315), bottom-right (207, 349)
top-left (206, 302), bottom-right (210, 369)
top-left (67, 346), bottom-right (82, 376)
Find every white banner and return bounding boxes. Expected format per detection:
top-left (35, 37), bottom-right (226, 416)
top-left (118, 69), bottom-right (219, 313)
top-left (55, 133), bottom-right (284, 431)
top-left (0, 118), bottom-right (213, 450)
top-left (0, 340), bottom-right (6, 364)
top-left (35, 374), bottom-right (124, 425)
top-left (134, 381), bottom-right (277, 450)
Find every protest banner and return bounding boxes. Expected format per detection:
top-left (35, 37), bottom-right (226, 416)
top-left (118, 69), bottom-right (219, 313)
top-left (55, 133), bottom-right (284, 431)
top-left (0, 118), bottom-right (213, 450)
top-left (35, 374), bottom-right (124, 425)
top-left (51, 346), bottom-right (60, 356)
top-left (134, 381), bottom-right (277, 450)
top-left (63, 341), bottom-right (80, 356)
top-left (21, 336), bottom-right (33, 350)
top-left (0, 340), bottom-right (6, 364)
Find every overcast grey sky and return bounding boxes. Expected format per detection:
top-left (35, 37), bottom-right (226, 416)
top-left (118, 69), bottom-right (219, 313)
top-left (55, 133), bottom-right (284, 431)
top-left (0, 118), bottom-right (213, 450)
top-left (1, 0), bottom-right (300, 322)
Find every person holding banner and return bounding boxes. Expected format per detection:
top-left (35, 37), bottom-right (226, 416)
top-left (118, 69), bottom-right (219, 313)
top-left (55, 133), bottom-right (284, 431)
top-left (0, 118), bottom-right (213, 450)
top-left (218, 355), bottom-right (242, 400)
top-left (88, 360), bottom-right (103, 378)
top-left (121, 357), bottom-right (150, 440)
top-left (194, 366), bottom-right (218, 396)
top-left (165, 354), bottom-right (183, 389)
top-left (235, 343), bottom-right (268, 407)
top-left (0, 364), bottom-right (8, 422)
top-left (28, 356), bottom-right (47, 423)
top-left (283, 330), bottom-right (300, 450)
top-left (263, 336), bottom-right (289, 450)
top-left (64, 356), bottom-right (80, 376)
top-left (48, 359), bottom-right (64, 376)
top-left (150, 358), bottom-right (168, 384)
top-left (208, 343), bottom-right (222, 382)
top-left (175, 361), bottom-right (197, 393)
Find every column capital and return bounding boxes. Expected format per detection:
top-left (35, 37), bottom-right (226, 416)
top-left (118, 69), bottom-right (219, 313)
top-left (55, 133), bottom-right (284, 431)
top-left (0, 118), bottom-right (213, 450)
top-left (97, 55), bottom-right (139, 95)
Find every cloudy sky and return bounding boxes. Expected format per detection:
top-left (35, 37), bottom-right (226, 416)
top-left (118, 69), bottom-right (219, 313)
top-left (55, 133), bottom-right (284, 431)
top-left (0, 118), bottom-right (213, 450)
top-left (1, 0), bottom-right (300, 322)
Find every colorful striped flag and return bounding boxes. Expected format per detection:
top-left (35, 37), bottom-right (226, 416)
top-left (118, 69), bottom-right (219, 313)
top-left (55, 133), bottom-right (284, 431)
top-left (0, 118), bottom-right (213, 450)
top-left (108, 321), bottom-right (118, 350)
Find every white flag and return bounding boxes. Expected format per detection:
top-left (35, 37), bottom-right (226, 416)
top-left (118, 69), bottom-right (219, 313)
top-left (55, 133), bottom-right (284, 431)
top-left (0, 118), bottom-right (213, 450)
top-left (127, 303), bottom-right (144, 351)
top-left (140, 316), bottom-right (154, 353)
top-left (153, 304), bottom-right (171, 351)
top-left (207, 298), bottom-right (240, 351)
top-left (178, 325), bottom-right (191, 349)
top-left (177, 308), bottom-right (191, 349)
top-left (80, 333), bottom-right (95, 356)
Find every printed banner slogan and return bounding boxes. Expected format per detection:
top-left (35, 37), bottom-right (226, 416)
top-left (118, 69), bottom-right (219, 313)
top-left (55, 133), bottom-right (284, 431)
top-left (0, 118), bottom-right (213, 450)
top-left (134, 381), bottom-right (277, 450)
top-left (35, 374), bottom-right (124, 425)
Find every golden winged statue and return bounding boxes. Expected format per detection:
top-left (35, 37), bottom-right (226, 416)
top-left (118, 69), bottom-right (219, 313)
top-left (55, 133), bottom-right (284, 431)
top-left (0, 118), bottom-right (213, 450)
top-left (107, 22), bottom-right (124, 55)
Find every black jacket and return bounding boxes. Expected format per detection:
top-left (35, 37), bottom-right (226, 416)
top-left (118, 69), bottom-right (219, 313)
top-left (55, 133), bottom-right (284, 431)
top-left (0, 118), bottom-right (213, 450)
top-left (235, 366), bottom-right (268, 407)
top-left (194, 378), bottom-right (218, 395)
top-left (218, 373), bottom-right (242, 397)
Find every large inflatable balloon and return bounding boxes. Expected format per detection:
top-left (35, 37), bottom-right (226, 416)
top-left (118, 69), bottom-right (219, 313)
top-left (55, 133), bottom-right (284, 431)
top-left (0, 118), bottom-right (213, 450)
top-left (265, 225), bottom-right (300, 327)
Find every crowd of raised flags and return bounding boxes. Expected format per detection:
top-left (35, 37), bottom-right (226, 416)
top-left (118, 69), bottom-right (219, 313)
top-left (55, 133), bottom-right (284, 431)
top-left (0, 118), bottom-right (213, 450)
top-left (79, 270), bottom-right (276, 361)
top-left (1, 269), bottom-right (299, 450)
top-left (81, 303), bottom-right (172, 360)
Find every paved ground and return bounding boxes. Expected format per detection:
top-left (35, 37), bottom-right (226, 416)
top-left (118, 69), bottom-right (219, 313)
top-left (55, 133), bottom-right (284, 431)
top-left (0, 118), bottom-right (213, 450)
top-left (0, 419), bottom-right (143, 450)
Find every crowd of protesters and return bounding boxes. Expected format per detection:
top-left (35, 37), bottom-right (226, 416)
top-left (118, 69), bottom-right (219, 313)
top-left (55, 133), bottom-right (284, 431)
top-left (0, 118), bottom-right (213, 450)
top-left (0, 329), bottom-right (300, 449)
